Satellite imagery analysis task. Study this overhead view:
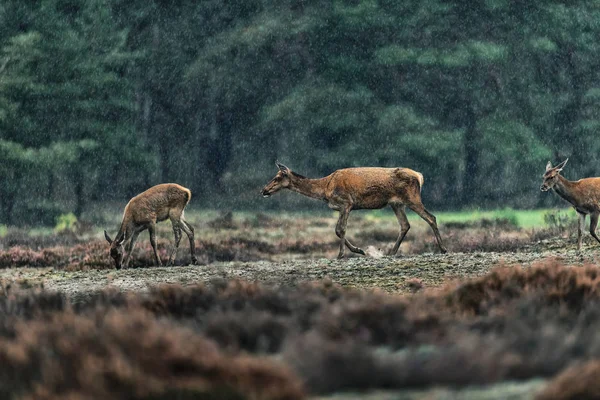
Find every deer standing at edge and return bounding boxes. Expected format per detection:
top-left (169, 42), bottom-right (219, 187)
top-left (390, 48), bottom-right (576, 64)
top-left (262, 162), bottom-right (447, 258)
top-left (104, 183), bottom-right (198, 269)
top-left (541, 159), bottom-right (600, 250)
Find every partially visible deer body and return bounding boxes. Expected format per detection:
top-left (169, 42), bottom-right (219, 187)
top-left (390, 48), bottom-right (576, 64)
top-left (262, 162), bottom-right (447, 258)
top-left (541, 159), bottom-right (600, 250)
top-left (104, 183), bottom-right (197, 269)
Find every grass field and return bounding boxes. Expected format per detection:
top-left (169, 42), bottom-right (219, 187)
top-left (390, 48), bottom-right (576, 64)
top-left (0, 207), bottom-right (597, 399)
top-left (363, 207), bottom-right (575, 229)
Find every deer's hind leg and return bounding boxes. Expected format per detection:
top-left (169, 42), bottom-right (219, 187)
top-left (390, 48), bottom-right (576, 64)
top-left (180, 218), bottom-right (198, 264)
top-left (167, 220), bottom-right (182, 266)
top-left (589, 212), bottom-right (600, 246)
top-left (148, 222), bottom-right (162, 267)
top-left (390, 203), bottom-right (410, 256)
top-left (407, 202), bottom-right (447, 254)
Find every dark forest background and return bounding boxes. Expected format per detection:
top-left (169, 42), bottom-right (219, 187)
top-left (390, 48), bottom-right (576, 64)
top-left (1, 0), bottom-right (599, 225)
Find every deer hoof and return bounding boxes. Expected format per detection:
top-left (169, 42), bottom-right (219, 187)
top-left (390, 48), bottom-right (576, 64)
top-left (440, 247), bottom-right (448, 254)
top-left (191, 257), bottom-right (198, 264)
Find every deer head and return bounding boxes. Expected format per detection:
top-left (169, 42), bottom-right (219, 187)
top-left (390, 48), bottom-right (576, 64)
top-left (261, 162), bottom-right (292, 197)
top-left (104, 230), bottom-right (125, 269)
top-left (541, 159), bottom-right (568, 192)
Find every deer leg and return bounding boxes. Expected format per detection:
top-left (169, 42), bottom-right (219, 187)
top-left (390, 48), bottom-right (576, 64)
top-left (578, 212), bottom-right (586, 250)
top-left (335, 209), bottom-right (349, 259)
top-left (390, 203), bottom-right (410, 256)
top-left (335, 207), bottom-right (365, 259)
top-left (123, 230), bottom-right (141, 269)
top-left (148, 223), bottom-right (162, 267)
top-left (589, 213), bottom-right (600, 245)
top-left (407, 203), bottom-right (447, 254)
top-left (166, 222), bottom-right (182, 266)
top-left (180, 219), bottom-right (198, 264)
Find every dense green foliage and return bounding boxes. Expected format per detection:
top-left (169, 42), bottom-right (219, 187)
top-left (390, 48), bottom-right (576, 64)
top-left (1, 0), bottom-right (599, 224)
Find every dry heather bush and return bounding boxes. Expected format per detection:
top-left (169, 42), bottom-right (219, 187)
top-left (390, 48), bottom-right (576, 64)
top-left (207, 211), bottom-right (237, 229)
top-left (283, 332), bottom-right (525, 394)
top-left (0, 212), bottom-right (559, 272)
top-left (537, 360), bottom-right (600, 400)
top-left (3, 261), bottom-right (600, 395)
top-left (0, 230), bottom-right (83, 250)
top-left (0, 310), bottom-right (305, 400)
top-left (444, 259), bottom-right (600, 314)
top-left (0, 235), bottom-right (336, 270)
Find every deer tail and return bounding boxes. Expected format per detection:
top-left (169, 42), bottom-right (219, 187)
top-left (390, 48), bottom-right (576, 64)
top-left (394, 168), bottom-right (424, 192)
top-left (416, 172), bottom-right (424, 192)
top-left (183, 187), bottom-right (192, 206)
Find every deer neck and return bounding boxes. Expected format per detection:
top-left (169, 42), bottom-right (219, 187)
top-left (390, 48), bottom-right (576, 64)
top-left (289, 175), bottom-right (328, 201)
top-left (115, 214), bottom-right (132, 242)
top-left (553, 175), bottom-right (579, 205)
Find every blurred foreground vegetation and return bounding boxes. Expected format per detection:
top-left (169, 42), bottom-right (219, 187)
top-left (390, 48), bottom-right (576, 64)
top-left (1, 0), bottom-right (599, 225)
top-left (1, 262), bottom-right (600, 398)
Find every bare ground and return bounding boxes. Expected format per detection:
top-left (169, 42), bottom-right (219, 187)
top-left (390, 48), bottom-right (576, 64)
top-left (2, 238), bottom-right (598, 297)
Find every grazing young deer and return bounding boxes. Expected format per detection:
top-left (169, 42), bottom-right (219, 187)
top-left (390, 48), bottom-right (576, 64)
top-left (541, 159), bottom-right (600, 250)
top-left (262, 162), bottom-right (447, 258)
top-left (104, 183), bottom-right (197, 269)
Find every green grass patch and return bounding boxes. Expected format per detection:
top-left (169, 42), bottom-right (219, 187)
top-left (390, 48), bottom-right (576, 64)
top-left (364, 208), bottom-right (576, 229)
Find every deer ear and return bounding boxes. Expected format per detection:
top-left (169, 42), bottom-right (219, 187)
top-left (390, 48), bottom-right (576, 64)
top-left (104, 230), bottom-right (113, 244)
top-left (276, 161), bottom-right (290, 173)
top-left (545, 161), bottom-right (553, 171)
top-left (556, 158), bottom-right (569, 171)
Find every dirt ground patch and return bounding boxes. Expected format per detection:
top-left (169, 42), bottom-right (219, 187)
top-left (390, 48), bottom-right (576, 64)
top-left (2, 244), bottom-right (598, 296)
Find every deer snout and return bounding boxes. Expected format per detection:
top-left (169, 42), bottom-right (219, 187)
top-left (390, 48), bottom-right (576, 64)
top-left (540, 184), bottom-right (549, 192)
top-left (261, 188), bottom-right (271, 198)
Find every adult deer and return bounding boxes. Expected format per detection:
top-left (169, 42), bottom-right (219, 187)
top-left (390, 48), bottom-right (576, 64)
top-left (104, 183), bottom-right (197, 269)
top-left (262, 162), bottom-right (447, 258)
top-left (541, 159), bottom-right (600, 250)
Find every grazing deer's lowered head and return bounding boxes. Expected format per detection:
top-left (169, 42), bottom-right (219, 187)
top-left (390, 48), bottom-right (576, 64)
top-left (104, 231), bottom-right (125, 269)
top-left (540, 158), bottom-right (600, 250)
top-left (262, 161), bottom-right (446, 258)
top-left (104, 183), bottom-right (198, 269)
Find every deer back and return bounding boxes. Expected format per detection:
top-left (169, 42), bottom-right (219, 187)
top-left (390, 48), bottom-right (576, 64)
top-left (326, 168), bottom-right (423, 209)
top-left (125, 183), bottom-right (191, 225)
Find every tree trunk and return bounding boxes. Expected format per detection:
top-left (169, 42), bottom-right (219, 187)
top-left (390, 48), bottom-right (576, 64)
top-left (74, 166), bottom-right (84, 218)
top-left (462, 103), bottom-right (479, 206)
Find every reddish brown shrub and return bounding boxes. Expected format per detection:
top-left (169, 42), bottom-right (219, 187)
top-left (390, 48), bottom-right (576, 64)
top-left (0, 310), bottom-right (305, 400)
top-left (441, 260), bottom-right (600, 315)
top-left (4, 260), bottom-right (600, 396)
top-left (537, 360), bottom-right (600, 400)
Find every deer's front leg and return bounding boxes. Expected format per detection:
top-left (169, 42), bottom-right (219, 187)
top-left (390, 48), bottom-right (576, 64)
top-left (578, 212), bottom-right (586, 250)
top-left (335, 208), bottom-right (350, 259)
top-left (334, 206), bottom-right (365, 259)
top-left (123, 230), bottom-right (140, 269)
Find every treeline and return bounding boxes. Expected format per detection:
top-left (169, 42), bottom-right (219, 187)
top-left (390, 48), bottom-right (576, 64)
top-left (1, 0), bottom-right (599, 225)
